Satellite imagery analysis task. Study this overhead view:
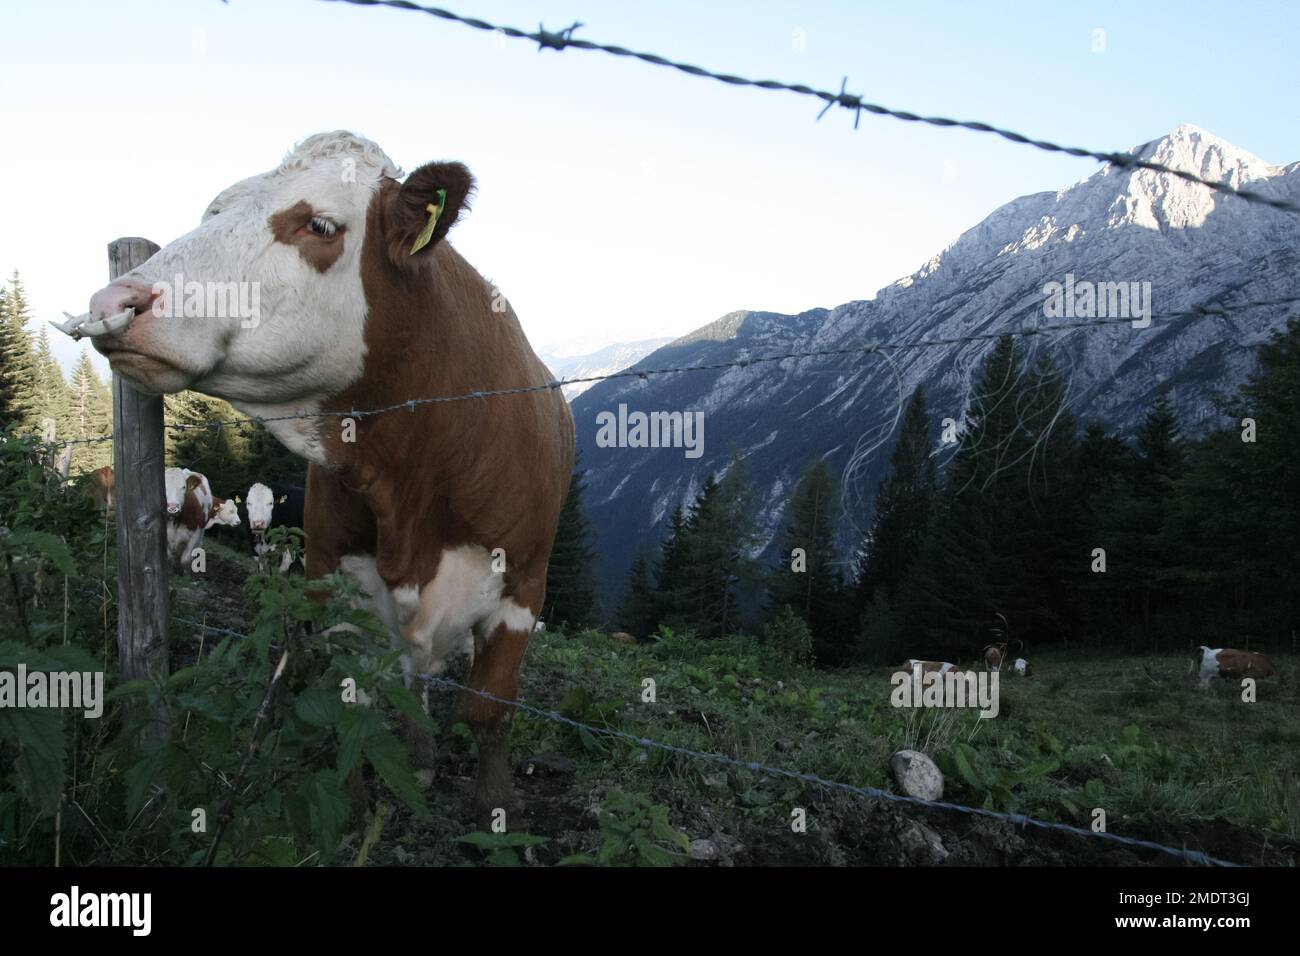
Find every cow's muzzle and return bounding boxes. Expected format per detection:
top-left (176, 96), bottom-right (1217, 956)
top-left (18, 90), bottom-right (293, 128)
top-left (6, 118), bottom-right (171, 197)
top-left (54, 278), bottom-right (160, 340)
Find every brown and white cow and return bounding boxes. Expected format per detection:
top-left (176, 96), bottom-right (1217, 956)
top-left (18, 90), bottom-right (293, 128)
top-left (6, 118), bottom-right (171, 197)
top-left (165, 468), bottom-right (213, 571)
top-left (83, 465), bottom-right (116, 511)
top-left (900, 659), bottom-right (965, 677)
top-left (1198, 646), bottom-right (1275, 689)
top-left (70, 133), bottom-right (574, 821)
top-left (206, 496), bottom-right (241, 531)
top-left (982, 643), bottom-right (1006, 672)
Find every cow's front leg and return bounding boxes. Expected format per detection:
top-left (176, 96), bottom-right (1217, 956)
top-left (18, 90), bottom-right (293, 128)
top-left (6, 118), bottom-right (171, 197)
top-left (463, 606), bottom-right (534, 829)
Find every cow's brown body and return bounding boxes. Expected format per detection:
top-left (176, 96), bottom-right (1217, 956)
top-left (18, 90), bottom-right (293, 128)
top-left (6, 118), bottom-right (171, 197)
top-left (304, 177), bottom-right (573, 820)
top-left (1212, 649), bottom-right (1275, 682)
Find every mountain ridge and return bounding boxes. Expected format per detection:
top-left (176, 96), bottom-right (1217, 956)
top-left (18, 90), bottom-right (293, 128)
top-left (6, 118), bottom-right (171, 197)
top-left (572, 125), bottom-right (1300, 604)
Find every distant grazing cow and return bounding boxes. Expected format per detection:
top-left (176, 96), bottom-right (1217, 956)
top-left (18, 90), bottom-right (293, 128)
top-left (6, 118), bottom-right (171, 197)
top-left (901, 659), bottom-right (964, 676)
top-left (70, 132), bottom-right (573, 821)
top-left (1012, 658), bottom-right (1033, 678)
top-left (983, 643), bottom-right (1007, 672)
top-left (610, 631), bottom-right (637, 645)
top-left (164, 469), bottom-right (213, 570)
top-left (83, 466), bottom-right (116, 511)
top-left (1198, 647), bottom-right (1275, 689)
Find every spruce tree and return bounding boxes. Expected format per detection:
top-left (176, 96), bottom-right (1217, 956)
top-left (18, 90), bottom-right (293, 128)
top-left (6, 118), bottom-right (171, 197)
top-left (1013, 354), bottom-right (1085, 641)
top-left (617, 548), bottom-right (659, 639)
top-left (855, 384), bottom-right (936, 608)
top-left (653, 502), bottom-right (691, 630)
top-left (67, 348), bottom-right (113, 469)
top-left (0, 272), bottom-right (36, 431)
top-left (903, 345), bottom-right (1084, 653)
top-left (29, 327), bottom-right (71, 440)
top-left (768, 459), bottom-right (847, 662)
top-left (1164, 319), bottom-right (1300, 641)
top-left (1123, 394), bottom-right (1184, 638)
top-left (544, 457), bottom-right (600, 630)
top-left (678, 453), bottom-right (759, 639)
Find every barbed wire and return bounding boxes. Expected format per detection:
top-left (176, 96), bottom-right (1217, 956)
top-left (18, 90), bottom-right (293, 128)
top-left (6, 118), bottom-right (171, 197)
top-left (164, 610), bottom-right (1236, 866)
top-left (314, 0), bottom-right (1300, 216)
top-left (47, 294), bottom-right (1300, 450)
top-left (415, 671), bottom-right (1237, 866)
top-left (173, 615), bottom-right (252, 642)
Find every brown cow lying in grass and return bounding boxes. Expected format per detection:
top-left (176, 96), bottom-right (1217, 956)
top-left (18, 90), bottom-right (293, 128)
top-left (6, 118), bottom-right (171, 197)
top-left (1197, 646), bottom-right (1275, 689)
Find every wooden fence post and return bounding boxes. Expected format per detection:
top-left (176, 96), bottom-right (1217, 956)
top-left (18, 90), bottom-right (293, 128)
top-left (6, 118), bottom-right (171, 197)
top-left (108, 237), bottom-right (170, 738)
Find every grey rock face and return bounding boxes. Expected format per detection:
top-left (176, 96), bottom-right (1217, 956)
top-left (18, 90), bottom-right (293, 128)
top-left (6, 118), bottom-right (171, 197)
top-left (574, 125), bottom-right (1300, 596)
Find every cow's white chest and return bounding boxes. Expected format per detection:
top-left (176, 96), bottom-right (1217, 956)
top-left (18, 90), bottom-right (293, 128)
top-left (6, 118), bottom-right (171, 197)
top-left (1198, 648), bottom-right (1221, 688)
top-left (340, 545), bottom-right (531, 678)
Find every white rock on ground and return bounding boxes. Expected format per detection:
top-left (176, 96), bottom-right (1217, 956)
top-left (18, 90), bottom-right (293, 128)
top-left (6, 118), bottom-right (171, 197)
top-left (891, 749), bottom-right (944, 801)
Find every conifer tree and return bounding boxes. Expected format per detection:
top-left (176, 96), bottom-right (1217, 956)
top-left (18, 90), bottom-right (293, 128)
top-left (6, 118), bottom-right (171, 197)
top-left (768, 459), bottom-right (847, 661)
top-left (67, 348), bottom-right (113, 469)
top-left (653, 502), bottom-right (691, 630)
top-left (677, 453), bottom-right (759, 639)
top-left (544, 456), bottom-right (600, 630)
top-left (0, 273), bottom-right (36, 431)
top-left (617, 548), bottom-right (659, 639)
top-left (855, 384), bottom-right (936, 608)
top-left (29, 326), bottom-right (71, 441)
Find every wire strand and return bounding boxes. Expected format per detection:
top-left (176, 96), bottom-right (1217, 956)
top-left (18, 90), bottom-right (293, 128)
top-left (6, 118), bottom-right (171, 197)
top-left (314, 0), bottom-right (1300, 215)
top-left (49, 295), bottom-right (1300, 449)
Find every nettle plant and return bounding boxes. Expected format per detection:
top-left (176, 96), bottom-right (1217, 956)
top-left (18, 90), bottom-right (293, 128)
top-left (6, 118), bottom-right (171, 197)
top-left (105, 569), bottom-right (433, 866)
top-left (0, 431), bottom-right (430, 864)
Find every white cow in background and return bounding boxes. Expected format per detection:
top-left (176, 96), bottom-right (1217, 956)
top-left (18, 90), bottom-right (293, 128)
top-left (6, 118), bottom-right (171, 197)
top-left (246, 482), bottom-right (302, 573)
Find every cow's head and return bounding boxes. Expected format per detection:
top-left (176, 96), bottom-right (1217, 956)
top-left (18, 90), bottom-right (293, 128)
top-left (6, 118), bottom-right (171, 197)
top-left (164, 467), bottom-right (189, 515)
top-left (245, 482), bottom-right (275, 531)
top-left (206, 497), bottom-right (241, 530)
top-left (75, 132), bottom-right (473, 409)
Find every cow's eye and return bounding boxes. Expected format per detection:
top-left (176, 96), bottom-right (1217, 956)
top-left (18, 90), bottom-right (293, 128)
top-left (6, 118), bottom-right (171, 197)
top-left (308, 216), bottom-right (338, 238)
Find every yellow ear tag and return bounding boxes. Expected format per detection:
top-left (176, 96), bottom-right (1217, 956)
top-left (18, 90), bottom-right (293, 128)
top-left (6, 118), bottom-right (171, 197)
top-left (409, 188), bottom-right (448, 255)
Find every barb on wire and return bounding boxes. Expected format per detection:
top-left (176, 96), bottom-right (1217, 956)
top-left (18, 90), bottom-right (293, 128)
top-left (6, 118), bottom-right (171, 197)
top-left (314, 0), bottom-right (1300, 215)
top-left (47, 295), bottom-right (1300, 451)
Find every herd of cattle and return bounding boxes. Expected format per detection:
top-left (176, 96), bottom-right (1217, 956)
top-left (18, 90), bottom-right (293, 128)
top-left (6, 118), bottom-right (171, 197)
top-left (82, 465), bottom-right (305, 574)
top-left (901, 641), bottom-right (1277, 690)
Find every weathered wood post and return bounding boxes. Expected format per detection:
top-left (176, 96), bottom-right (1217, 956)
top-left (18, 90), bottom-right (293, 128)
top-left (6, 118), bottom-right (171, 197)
top-left (108, 237), bottom-right (170, 738)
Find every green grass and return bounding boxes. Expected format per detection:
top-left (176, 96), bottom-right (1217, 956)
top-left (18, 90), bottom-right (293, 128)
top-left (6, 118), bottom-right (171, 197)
top-left (490, 631), bottom-right (1300, 861)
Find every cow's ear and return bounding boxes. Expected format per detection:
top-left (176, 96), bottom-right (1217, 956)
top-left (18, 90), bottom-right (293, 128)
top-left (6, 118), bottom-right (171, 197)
top-left (387, 161), bottom-right (474, 264)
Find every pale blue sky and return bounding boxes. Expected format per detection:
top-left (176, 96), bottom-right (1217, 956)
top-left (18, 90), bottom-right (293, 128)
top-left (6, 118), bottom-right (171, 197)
top-left (3, 0), bottom-right (1298, 376)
